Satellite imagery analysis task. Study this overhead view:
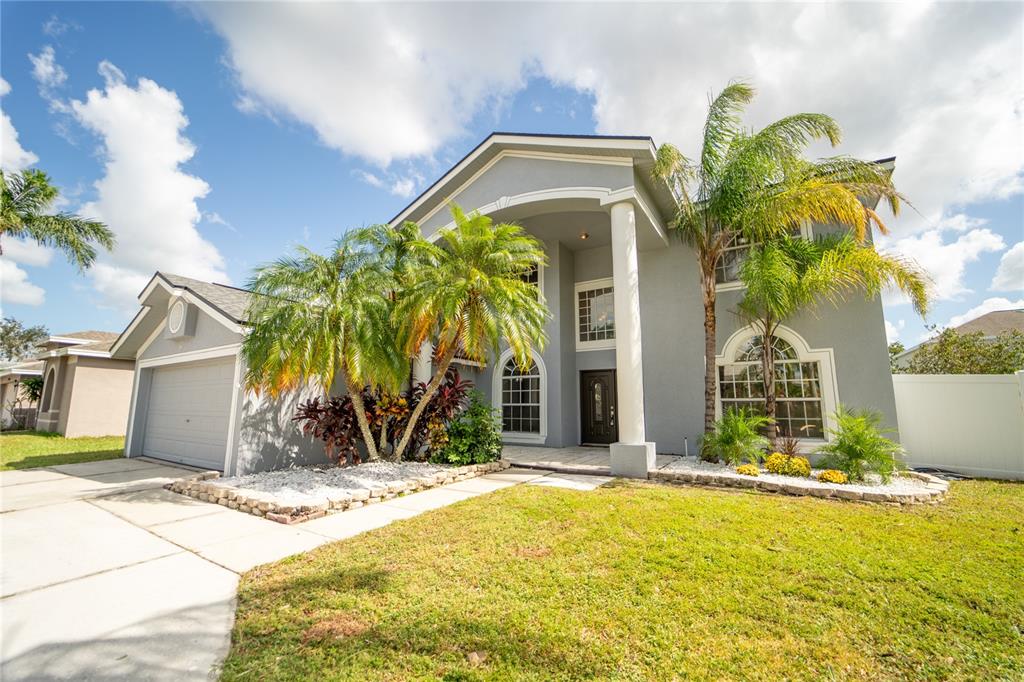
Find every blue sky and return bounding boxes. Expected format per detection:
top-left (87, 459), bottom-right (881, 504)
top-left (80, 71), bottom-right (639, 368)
top-left (1, 2), bottom-right (1021, 347)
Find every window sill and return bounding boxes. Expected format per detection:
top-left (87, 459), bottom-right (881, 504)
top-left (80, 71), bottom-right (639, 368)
top-left (502, 432), bottom-right (546, 445)
top-left (715, 281), bottom-right (745, 293)
top-left (576, 341), bottom-right (616, 352)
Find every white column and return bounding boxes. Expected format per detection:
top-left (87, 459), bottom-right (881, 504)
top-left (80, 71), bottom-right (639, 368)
top-left (412, 342), bottom-right (433, 385)
top-left (609, 201), bottom-right (656, 477)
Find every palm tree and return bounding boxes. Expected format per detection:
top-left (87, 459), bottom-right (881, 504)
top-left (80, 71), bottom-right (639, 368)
top-left (737, 233), bottom-right (929, 448)
top-left (242, 236), bottom-right (406, 461)
top-left (1, 169), bottom-right (114, 268)
top-left (391, 204), bottom-right (548, 460)
top-left (653, 81), bottom-right (905, 435)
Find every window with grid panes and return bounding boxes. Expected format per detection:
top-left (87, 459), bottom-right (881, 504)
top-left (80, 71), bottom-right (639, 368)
top-left (501, 358), bottom-right (541, 434)
top-left (577, 285), bottom-right (615, 344)
top-left (718, 335), bottom-right (825, 438)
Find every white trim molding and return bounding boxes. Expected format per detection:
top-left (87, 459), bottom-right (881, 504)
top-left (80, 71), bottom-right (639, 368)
top-left (715, 325), bottom-right (840, 444)
top-left (389, 135), bottom-right (655, 228)
top-left (574, 277), bottom-right (617, 351)
top-left (136, 343), bottom-right (242, 369)
top-left (424, 185), bottom-right (668, 248)
top-left (492, 347), bottom-right (548, 445)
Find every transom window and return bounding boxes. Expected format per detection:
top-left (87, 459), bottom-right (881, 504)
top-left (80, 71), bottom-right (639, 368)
top-left (521, 264), bottom-right (539, 288)
top-left (715, 232), bottom-right (752, 284)
top-left (718, 335), bottom-right (825, 439)
top-left (575, 278), bottom-right (615, 350)
top-left (715, 226), bottom-right (808, 286)
top-left (501, 358), bottom-right (541, 434)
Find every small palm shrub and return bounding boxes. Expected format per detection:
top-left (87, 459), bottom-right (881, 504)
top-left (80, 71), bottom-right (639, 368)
top-left (817, 469), bottom-right (848, 484)
top-left (764, 452), bottom-right (811, 478)
top-left (815, 407), bottom-right (904, 483)
top-left (431, 392), bottom-right (502, 466)
top-left (735, 463), bottom-right (760, 477)
top-left (700, 408), bottom-right (770, 465)
top-left (778, 436), bottom-right (801, 457)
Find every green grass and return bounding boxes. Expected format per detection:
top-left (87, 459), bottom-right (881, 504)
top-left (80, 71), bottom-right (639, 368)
top-left (222, 480), bottom-right (1024, 681)
top-left (0, 431), bottom-right (125, 470)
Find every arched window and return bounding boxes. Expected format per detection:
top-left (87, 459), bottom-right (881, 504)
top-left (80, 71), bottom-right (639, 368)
top-left (40, 368), bottom-right (56, 412)
top-left (717, 329), bottom-right (838, 440)
top-left (493, 349), bottom-right (547, 443)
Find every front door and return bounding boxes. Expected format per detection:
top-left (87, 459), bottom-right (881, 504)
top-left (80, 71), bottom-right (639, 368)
top-left (581, 370), bottom-right (617, 444)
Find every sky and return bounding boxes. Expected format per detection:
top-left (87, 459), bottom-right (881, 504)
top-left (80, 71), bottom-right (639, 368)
top-left (1, 1), bottom-right (1022, 349)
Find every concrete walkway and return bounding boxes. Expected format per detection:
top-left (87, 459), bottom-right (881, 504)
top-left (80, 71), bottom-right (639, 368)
top-left (0, 458), bottom-right (604, 680)
top-left (502, 444), bottom-right (681, 475)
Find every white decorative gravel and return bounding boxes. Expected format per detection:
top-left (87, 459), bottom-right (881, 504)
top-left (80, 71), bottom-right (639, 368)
top-left (213, 461), bottom-right (449, 507)
top-left (658, 456), bottom-right (934, 496)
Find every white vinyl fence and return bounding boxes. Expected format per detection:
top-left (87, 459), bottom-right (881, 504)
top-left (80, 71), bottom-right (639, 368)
top-left (893, 372), bottom-right (1024, 480)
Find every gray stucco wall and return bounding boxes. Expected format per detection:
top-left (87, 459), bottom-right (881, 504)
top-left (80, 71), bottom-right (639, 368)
top-left (420, 156), bottom-right (634, 234)
top-left (140, 310), bottom-right (240, 361)
top-left (638, 227), bottom-right (898, 456)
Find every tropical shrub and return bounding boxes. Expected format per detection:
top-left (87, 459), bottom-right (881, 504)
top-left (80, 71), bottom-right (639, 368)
top-left (700, 408), bottom-right (770, 465)
top-left (735, 463), bottom-right (759, 477)
top-left (815, 407), bottom-right (904, 483)
top-left (897, 327), bottom-right (1024, 374)
top-left (778, 436), bottom-right (801, 457)
top-left (295, 369), bottom-right (472, 465)
top-left (431, 391), bottom-right (502, 466)
top-left (764, 452), bottom-right (811, 478)
top-left (817, 469), bottom-right (848, 484)
top-left (294, 395), bottom-right (360, 466)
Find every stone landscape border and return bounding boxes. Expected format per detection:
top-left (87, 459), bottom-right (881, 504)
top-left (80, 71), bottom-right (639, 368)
top-left (166, 460), bottom-right (511, 524)
top-left (649, 468), bottom-right (949, 504)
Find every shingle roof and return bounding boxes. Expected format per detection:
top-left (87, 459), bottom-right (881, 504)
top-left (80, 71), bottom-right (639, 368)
top-left (954, 309), bottom-right (1024, 337)
top-left (53, 330), bottom-right (121, 343)
top-left (158, 272), bottom-right (252, 323)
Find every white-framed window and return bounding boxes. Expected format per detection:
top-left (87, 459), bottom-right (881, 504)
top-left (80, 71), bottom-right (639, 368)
top-left (492, 348), bottom-right (547, 444)
top-left (715, 224), bottom-right (812, 292)
top-left (575, 278), bottom-right (615, 351)
top-left (715, 326), bottom-right (839, 443)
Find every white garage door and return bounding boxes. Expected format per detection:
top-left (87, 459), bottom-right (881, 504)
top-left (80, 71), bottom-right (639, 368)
top-left (142, 356), bottom-right (236, 470)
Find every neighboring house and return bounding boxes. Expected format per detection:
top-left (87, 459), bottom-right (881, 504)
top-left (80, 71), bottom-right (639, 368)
top-left (894, 308), bottom-right (1024, 368)
top-left (35, 331), bottom-right (135, 437)
top-left (111, 133), bottom-right (898, 477)
top-left (0, 360), bottom-right (44, 430)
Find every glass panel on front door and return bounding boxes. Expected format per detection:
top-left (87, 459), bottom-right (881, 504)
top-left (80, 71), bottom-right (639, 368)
top-left (581, 370), bottom-right (617, 444)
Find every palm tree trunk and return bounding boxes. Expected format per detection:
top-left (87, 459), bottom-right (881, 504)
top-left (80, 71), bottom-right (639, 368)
top-left (378, 413), bottom-right (389, 459)
top-left (702, 272), bottom-right (718, 434)
top-left (393, 344), bottom-right (458, 460)
top-left (760, 319), bottom-right (779, 452)
top-left (343, 369), bottom-right (379, 462)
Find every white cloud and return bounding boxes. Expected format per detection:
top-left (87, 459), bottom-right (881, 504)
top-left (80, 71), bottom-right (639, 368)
top-left (390, 177), bottom-right (416, 198)
top-left (0, 79), bottom-right (39, 171)
top-left (884, 319), bottom-right (904, 344)
top-left (196, 3), bottom-right (1023, 234)
top-left (29, 46), bottom-right (67, 93)
top-left (70, 61), bottom-right (229, 310)
top-left (991, 241), bottom-right (1024, 292)
top-left (204, 211), bottom-right (236, 232)
top-left (355, 170), bottom-right (384, 188)
top-left (880, 225), bottom-right (1006, 302)
top-left (42, 15), bottom-right (79, 38)
top-left (3, 238), bottom-right (54, 268)
top-left (0, 260), bottom-right (45, 306)
top-left (944, 297), bottom-right (1024, 330)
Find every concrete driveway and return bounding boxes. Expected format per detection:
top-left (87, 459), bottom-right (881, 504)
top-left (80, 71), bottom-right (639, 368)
top-left (0, 457), bottom-right (560, 680)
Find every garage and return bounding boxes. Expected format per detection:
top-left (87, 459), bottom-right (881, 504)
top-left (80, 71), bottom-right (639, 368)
top-left (141, 356), bottom-right (236, 470)
top-left (116, 272), bottom-right (332, 476)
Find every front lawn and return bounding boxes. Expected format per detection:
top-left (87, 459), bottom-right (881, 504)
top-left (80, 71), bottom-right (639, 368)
top-left (223, 479), bottom-right (1024, 681)
top-left (0, 431), bottom-right (125, 470)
